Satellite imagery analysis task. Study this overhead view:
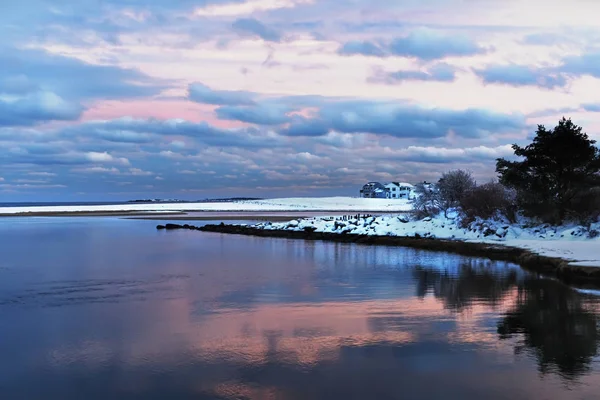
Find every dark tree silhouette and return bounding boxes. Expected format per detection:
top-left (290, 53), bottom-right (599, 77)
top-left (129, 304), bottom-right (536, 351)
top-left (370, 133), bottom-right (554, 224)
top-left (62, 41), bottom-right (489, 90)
top-left (496, 117), bottom-right (600, 223)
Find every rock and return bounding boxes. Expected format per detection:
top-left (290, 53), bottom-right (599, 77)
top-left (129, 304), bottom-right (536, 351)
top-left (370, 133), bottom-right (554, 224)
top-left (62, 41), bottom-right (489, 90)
top-left (397, 215), bottom-right (409, 223)
top-left (423, 217), bottom-right (432, 222)
top-left (483, 228), bottom-right (495, 237)
top-left (334, 221), bottom-right (346, 230)
top-left (165, 223), bottom-right (183, 230)
top-left (156, 225), bottom-right (166, 230)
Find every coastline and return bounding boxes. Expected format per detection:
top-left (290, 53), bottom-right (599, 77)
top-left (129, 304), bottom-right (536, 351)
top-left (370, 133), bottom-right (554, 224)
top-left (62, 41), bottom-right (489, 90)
top-left (193, 223), bottom-right (600, 285)
top-left (0, 210), bottom-right (390, 220)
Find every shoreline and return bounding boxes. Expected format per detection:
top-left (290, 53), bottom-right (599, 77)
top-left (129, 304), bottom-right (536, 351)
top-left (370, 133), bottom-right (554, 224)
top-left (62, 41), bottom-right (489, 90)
top-left (0, 210), bottom-right (394, 219)
top-left (193, 223), bottom-right (600, 286)
top-left (0, 211), bottom-right (188, 217)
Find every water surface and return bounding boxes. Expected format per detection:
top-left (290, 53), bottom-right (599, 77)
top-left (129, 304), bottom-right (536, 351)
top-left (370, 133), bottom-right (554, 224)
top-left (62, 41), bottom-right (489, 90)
top-left (1, 217), bottom-right (600, 399)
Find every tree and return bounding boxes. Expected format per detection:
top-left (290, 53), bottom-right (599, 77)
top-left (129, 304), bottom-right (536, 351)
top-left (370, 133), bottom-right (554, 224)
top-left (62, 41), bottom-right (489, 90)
top-left (411, 182), bottom-right (440, 219)
top-left (437, 169), bottom-right (476, 217)
top-left (496, 117), bottom-right (600, 223)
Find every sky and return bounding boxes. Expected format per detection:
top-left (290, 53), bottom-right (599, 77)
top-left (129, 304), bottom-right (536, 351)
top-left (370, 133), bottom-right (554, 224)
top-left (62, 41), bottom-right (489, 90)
top-left (2, 0), bottom-right (600, 201)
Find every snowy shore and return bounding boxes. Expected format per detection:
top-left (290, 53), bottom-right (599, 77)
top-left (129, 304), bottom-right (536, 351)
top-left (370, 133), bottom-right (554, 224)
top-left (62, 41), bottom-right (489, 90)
top-left (244, 214), bottom-right (600, 268)
top-left (0, 197), bottom-right (412, 215)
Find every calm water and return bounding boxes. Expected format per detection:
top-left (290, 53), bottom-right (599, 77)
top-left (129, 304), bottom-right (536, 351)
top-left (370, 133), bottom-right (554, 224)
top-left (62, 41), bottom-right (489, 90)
top-left (1, 217), bottom-right (600, 399)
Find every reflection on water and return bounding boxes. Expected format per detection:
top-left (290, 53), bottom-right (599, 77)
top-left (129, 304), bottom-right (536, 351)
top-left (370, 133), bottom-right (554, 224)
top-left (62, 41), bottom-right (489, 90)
top-left (1, 217), bottom-right (600, 399)
top-left (498, 278), bottom-right (600, 380)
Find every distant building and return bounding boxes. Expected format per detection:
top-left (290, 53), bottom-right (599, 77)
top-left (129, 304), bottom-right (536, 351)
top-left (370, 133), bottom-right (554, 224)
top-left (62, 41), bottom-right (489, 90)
top-left (360, 181), bottom-right (416, 199)
top-left (359, 182), bottom-right (387, 198)
top-left (384, 182), bottom-right (415, 199)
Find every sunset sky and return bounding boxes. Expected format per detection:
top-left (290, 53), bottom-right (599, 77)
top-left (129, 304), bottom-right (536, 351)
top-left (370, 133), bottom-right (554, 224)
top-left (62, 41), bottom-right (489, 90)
top-left (2, 0), bottom-right (600, 201)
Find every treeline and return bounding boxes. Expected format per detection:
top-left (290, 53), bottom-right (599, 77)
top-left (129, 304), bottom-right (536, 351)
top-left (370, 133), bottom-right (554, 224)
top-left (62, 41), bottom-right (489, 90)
top-left (413, 118), bottom-right (600, 226)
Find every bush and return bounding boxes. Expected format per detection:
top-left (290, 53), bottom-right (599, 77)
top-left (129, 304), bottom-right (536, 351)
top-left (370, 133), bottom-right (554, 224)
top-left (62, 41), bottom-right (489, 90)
top-left (570, 187), bottom-right (600, 224)
top-left (459, 182), bottom-right (517, 224)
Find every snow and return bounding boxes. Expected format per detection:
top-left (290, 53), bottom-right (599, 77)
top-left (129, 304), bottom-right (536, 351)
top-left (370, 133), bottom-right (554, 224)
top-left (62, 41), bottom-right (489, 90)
top-left (0, 197), bottom-right (413, 214)
top-left (246, 213), bottom-right (600, 268)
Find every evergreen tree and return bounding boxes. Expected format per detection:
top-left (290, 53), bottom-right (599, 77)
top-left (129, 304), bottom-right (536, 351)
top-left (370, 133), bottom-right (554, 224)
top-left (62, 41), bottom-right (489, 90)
top-left (496, 117), bottom-right (600, 223)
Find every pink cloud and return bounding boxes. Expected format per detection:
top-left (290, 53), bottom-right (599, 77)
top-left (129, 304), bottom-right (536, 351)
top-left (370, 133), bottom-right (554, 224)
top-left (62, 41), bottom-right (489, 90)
top-left (80, 99), bottom-right (249, 128)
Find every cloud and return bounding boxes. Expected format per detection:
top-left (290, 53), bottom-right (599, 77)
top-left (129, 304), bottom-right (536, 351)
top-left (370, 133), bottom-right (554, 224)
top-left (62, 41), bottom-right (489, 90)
top-left (370, 63), bottom-right (457, 84)
top-left (188, 83), bottom-right (525, 139)
top-left (86, 152), bottom-right (130, 165)
top-left (583, 104), bottom-right (600, 112)
top-left (521, 32), bottom-right (569, 46)
top-left (560, 51), bottom-right (600, 79)
top-left (215, 104), bottom-right (293, 125)
top-left (0, 47), bottom-right (167, 127)
top-left (279, 101), bottom-right (526, 139)
top-left (72, 166), bottom-right (120, 174)
top-left (127, 168), bottom-right (153, 176)
top-left (188, 82), bottom-right (255, 105)
top-left (232, 18), bottom-right (281, 42)
top-left (338, 40), bottom-right (387, 57)
top-left (387, 144), bottom-right (515, 164)
top-left (1, 47), bottom-right (166, 101)
top-left (0, 91), bottom-right (82, 127)
top-left (389, 28), bottom-right (485, 60)
top-left (194, 0), bottom-right (313, 17)
top-left (28, 172), bottom-right (56, 177)
top-left (474, 64), bottom-right (567, 89)
top-left (338, 28), bottom-right (485, 60)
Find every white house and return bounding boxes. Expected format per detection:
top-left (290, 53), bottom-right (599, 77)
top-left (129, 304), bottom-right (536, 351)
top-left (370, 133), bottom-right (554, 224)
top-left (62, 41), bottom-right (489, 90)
top-left (384, 182), bottom-right (415, 199)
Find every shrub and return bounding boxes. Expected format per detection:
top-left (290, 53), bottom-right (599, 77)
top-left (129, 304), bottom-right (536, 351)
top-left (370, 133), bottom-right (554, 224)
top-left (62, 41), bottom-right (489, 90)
top-left (459, 182), bottom-right (517, 224)
top-left (570, 187), bottom-right (600, 224)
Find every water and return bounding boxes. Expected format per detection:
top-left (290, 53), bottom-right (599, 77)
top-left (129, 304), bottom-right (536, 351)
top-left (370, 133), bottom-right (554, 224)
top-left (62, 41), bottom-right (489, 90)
top-left (1, 217), bottom-right (600, 399)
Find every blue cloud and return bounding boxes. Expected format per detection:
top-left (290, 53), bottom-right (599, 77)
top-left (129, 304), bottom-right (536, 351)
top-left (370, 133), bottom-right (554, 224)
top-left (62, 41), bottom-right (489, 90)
top-left (187, 83), bottom-right (525, 139)
top-left (338, 41), bottom-right (387, 57)
top-left (279, 101), bottom-right (525, 139)
top-left (215, 104), bottom-right (293, 125)
top-left (59, 117), bottom-right (284, 149)
top-left (232, 18), bottom-right (281, 42)
top-left (0, 47), bottom-right (165, 101)
top-left (338, 28), bottom-right (484, 60)
top-left (560, 51), bottom-right (600, 79)
top-left (522, 32), bottom-right (567, 46)
top-left (474, 64), bottom-right (567, 89)
top-left (188, 82), bottom-right (255, 106)
top-left (371, 63), bottom-right (457, 83)
top-left (389, 28), bottom-right (484, 60)
top-left (583, 104), bottom-right (600, 112)
top-left (0, 47), bottom-right (166, 127)
top-left (0, 92), bottom-right (82, 127)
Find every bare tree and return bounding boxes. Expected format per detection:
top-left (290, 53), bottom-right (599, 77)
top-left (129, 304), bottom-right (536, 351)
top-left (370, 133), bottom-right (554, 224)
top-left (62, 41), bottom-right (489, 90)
top-left (411, 182), bottom-right (441, 219)
top-left (437, 170), bottom-right (477, 217)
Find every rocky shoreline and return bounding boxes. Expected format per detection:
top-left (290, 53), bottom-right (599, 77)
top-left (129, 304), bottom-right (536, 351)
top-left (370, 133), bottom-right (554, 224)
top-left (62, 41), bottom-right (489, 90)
top-left (158, 222), bottom-right (600, 285)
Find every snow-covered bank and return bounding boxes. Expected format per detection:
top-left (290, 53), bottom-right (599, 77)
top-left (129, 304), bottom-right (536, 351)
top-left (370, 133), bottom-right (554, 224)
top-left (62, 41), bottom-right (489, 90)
top-left (0, 197), bottom-right (412, 215)
top-left (246, 214), bottom-right (600, 268)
